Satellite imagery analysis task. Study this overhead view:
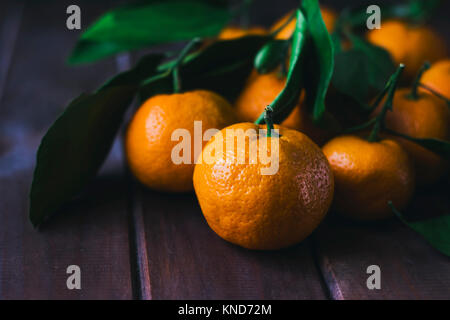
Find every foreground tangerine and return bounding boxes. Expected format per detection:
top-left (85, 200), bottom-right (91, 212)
top-left (366, 20), bottom-right (447, 79)
top-left (193, 123), bottom-right (334, 250)
top-left (126, 90), bottom-right (237, 192)
top-left (322, 135), bottom-right (415, 220)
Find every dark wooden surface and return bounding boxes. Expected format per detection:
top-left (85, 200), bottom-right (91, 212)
top-left (0, 0), bottom-right (449, 300)
top-left (0, 0), bottom-right (132, 300)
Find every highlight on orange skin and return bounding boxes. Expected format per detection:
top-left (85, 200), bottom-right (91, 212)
top-left (322, 135), bottom-right (415, 220)
top-left (367, 20), bottom-right (448, 79)
top-left (218, 26), bottom-right (267, 40)
top-left (420, 59), bottom-right (450, 99)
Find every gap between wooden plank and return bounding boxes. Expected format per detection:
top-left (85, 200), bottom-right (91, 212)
top-left (126, 176), bottom-right (153, 300)
top-left (311, 234), bottom-right (344, 300)
top-left (310, 235), bottom-right (337, 300)
top-left (115, 54), bottom-right (153, 300)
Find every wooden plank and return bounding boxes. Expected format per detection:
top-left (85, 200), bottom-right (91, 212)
top-left (0, 0), bottom-right (133, 299)
top-left (137, 189), bottom-right (327, 299)
top-left (314, 184), bottom-right (450, 300)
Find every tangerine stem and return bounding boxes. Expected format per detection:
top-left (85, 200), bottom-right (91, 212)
top-left (368, 64), bottom-right (404, 142)
top-left (409, 61), bottom-right (430, 100)
top-left (264, 106), bottom-right (274, 138)
top-left (366, 76), bottom-right (393, 113)
top-left (172, 38), bottom-right (201, 93)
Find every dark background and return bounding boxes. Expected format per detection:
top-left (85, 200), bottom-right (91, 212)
top-left (0, 0), bottom-right (449, 300)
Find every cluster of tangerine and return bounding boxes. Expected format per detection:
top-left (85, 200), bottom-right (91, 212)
top-left (125, 6), bottom-right (449, 250)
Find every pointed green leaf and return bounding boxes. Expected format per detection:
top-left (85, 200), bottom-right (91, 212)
top-left (30, 54), bottom-right (163, 227)
top-left (254, 9), bottom-right (308, 124)
top-left (332, 35), bottom-right (395, 105)
top-left (301, 0), bottom-right (334, 122)
top-left (254, 39), bottom-right (290, 74)
top-left (68, 0), bottom-right (231, 64)
top-left (390, 202), bottom-right (450, 256)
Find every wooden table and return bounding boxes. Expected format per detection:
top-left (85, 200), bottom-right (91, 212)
top-left (0, 0), bottom-right (449, 300)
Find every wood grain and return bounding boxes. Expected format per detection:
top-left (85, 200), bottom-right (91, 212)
top-left (314, 185), bottom-right (450, 300)
top-left (138, 190), bottom-right (327, 299)
top-left (0, 0), bottom-right (133, 299)
top-left (1, 0), bottom-right (449, 300)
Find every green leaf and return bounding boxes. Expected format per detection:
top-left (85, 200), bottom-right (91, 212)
top-left (140, 35), bottom-right (269, 102)
top-left (301, 0), bottom-right (334, 122)
top-left (390, 202), bottom-right (450, 256)
top-left (68, 0), bottom-right (231, 64)
top-left (254, 39), bottom-right (290, 74)
top-left (332, 35), bottom-right (395, 104)
top-left (350, 36), bottom-right (396, 91)
top-left (339, 0), bottom-right (441, 29)
top-left (68, 40), bottom-right (144, 66)
top-left (255, 9), bottom-right (308, 124)
top-left (30, 54), bottom-right (163, 227)
top-left (385, 0), bottom-right (441, 22)
top-left (330, 32), bottom-right (343, 53)
top-left (386, 129), bottom-right (450, 160)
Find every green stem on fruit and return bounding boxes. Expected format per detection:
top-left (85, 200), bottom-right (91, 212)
top-left (408, 61), bottom-right (430, 100)
top-left (365, 79), bottom-right (392, 115)
top-left (264, 106), bottom-right (274, 138)
top-left (368, 64), bottom-right (404, 142)
top-left (172, 38), bottom-right (201, 93)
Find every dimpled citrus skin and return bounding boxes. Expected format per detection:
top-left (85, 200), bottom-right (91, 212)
top-left (235, 71), bottom-right (338, 145)
top-left (193, 123), bottom-right (334, 250)
top-left (373, 88), bottom-right (450, 186)
top-left (218, 26), bottom-right (267, 40)
top-left (270, 7), bottom-right (337, 40)
top-left (421, 59), bottom-right (450, 99)
top-left (367, 20), bottom-right (447, 79)
top-left (322, 135), bottom-right (415, 220)
top-left (126, 90), bottom-right (237, 192)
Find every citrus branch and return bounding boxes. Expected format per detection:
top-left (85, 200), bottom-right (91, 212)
top-left (172, 38), bottom-right (201, 93)
top-left (368, 64), bottom-right (404, 142)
